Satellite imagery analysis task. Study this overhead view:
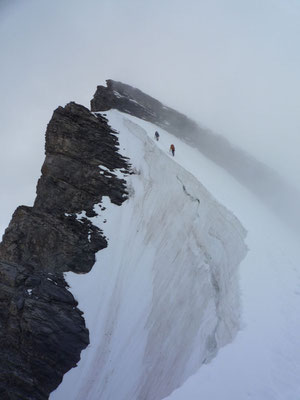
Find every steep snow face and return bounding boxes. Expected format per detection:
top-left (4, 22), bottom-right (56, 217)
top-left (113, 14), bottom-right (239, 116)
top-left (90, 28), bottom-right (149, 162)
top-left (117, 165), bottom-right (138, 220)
top-left (51, 110), bottom-right (246, 400)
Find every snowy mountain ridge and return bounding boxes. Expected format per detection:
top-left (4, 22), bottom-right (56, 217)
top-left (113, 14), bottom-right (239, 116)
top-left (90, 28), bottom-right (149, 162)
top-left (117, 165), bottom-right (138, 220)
top-left (92, 80), bottom-right (300, 232)
top-left (2, 80), bottom-right (300, 400)
top-left (51, 110), bottom-right (247, 400)
top-left (53, 107), bottom-right (300, 400)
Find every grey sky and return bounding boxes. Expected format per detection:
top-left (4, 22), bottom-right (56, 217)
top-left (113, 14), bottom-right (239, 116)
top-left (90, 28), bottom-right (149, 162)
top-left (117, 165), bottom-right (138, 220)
top-left (1, 0), bottom-right (300, 235)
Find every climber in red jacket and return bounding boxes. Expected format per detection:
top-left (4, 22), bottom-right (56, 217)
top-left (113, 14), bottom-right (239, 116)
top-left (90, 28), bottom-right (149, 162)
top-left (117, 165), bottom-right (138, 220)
top-left (170, 144), bottom-right (175, 156)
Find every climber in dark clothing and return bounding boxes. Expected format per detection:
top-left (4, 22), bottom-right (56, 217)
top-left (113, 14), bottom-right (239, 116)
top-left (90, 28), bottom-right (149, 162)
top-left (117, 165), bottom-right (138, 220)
top-left (170, 144), bottom-right (175, 156)
top-left (155, 131), bottom-right (160, 141)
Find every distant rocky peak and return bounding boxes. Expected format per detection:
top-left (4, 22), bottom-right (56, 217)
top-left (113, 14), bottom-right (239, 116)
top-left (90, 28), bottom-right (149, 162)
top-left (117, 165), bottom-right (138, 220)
top-left (91, 79), bottom-right (199, 139)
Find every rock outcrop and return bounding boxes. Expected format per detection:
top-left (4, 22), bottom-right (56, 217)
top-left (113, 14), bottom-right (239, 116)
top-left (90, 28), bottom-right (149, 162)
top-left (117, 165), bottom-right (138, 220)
top-left (91, 79), bottom-right (199, 139)
top-left (0, 102), bottom-right (130, 399)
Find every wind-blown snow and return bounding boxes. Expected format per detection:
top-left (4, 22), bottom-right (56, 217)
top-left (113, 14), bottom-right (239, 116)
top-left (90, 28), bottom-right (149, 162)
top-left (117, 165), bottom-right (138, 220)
top-left (51, 110), bottom-right (246, 400)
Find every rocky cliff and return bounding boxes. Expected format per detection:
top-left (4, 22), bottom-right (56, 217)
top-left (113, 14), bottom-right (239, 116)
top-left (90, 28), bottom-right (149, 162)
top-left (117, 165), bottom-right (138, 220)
top-left (0, 102), bottom-right (130, 399)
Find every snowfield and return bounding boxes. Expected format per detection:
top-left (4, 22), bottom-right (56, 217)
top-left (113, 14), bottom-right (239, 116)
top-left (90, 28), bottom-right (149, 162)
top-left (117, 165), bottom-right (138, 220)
top-left (51, 110), bottom-right (300, 400)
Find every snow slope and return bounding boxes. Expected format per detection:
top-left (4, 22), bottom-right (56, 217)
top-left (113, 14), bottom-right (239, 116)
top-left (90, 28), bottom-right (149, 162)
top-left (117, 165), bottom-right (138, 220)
top-left (50, 110), bottom-right (247, 400)
top-left (162, 169), bottom-right (300, 397)
top-left (124, 113), bottom-right (300, 400)
top-left (127, 119), bottom-right (300, 400)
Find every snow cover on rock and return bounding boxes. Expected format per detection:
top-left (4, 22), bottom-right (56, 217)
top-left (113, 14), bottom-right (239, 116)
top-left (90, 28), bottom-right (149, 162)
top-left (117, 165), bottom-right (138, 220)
top-left (51, 110), bottom-right (247, 400)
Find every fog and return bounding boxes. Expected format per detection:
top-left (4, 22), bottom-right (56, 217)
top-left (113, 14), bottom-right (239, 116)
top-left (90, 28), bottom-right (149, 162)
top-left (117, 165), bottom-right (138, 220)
top-left (1, 0), bottom-right (300, 235)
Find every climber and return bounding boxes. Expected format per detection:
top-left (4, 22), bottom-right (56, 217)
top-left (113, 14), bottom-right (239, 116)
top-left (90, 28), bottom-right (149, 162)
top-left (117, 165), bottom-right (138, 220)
top-left (170, 144), bottom-right (175, 156)
top-left (155, 131), bottom-right (160, 141)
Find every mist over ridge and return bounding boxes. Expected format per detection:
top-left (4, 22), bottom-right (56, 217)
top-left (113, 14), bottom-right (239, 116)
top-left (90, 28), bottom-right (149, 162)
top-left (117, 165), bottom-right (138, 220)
top-left (1, 0), bottom-right (300, 235)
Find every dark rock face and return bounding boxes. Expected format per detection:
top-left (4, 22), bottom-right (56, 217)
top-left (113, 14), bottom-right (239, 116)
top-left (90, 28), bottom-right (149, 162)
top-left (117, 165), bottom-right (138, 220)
top-left (0, 261), bottom-right (88, 400)
top-left (0, 102), bottom-right (130, 399)
top-left (0, 206), bottom-right (106, 274)
top-left (36, 102), bottom-right (129, 213)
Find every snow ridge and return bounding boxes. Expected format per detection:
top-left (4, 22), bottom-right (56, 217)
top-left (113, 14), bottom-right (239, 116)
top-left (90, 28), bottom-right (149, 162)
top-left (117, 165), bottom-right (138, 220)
top-left (51, 110), bottom-right (247, 400)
